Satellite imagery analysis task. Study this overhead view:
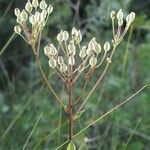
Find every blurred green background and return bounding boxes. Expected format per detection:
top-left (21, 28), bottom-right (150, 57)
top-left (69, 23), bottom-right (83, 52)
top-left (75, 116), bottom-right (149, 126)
top-left (0, 0), bottom-right (150, 149)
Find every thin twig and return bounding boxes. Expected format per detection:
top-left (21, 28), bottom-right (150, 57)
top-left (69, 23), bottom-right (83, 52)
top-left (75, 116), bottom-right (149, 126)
top-left (55, 84), bottom-right (147, 150)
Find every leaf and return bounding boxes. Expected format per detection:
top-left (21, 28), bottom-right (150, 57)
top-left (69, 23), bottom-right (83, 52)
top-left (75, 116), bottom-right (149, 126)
top-left (67, 141), bottom-right (76, 150)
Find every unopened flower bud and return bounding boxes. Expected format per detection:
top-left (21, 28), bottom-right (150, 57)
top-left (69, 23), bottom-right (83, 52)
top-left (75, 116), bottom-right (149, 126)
top-left (60, 63), bottom-right (67, 72)
top-left (44, 45), bottom-right (50, 56)
top-left (126, 12), bottom-right (135, 24)
top-left (79, 46), bottom-right (87, 58)
top-left (47, 5), bottom-right (53, 14)
top-left (57, 31), bottom-right (64, 43)
top-left (68, 41), bottom-right (76, 56)
top-left (14, 8), bottom-right (20, 16)
top-left (17, 14), bottom-right (23, 24)
top-left (32, 0), bottom-right (39, 8)
top-left (88, 38), bottom-right (97, 50)
top-left (110, 11), bottom-right (116, 20)
top-left (14, 26), bottom-right (21, 34)
top-left (41, 10), bottom-right (47, 20)
top-left (106, 57), bottom-right (111, 63)
top-left (29, 15), bottom-right (36, 25)
top-left (118, 18), bottom-right (123, 26)
top-left (21, 9), bottom-right (28, 22)
top-left (49, 44), bottom-right (57, 56)
top-left (94, 43), bottom-right (101, 54)
top-left (68, 56), bottom-right (75, 66)
top-left (40, 0), bottom-right (47, 10)
top-left (58, 56), bottom-right (64, 65)
top-left (89, 56), bottom-right (97, 67)
top-left (104, 42), bottom-right (111, 52)
top-left (117, 9), bottom-right (123, 20)
top-left (49, 57), bottom-right (57, 68)
top-left (63, 31), bottom-right (69, 41)
top-left (25, 0), bottom-right (33, 13)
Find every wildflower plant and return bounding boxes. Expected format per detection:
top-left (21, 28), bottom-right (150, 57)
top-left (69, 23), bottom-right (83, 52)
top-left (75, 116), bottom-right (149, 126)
top-left (14, 0), bottom-right (136, 149)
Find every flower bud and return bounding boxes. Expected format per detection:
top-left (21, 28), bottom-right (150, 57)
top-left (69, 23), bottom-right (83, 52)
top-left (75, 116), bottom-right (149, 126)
top-left (88, 38), bottom-right (96, 51)
top-left (57, 31), bottom-right (64, 43)
top-left (63, 31), bottom-right (69, 41)
top-left (40, 0), bottom-right (47, 10)
top-left (118, 18), bottom-right (123, 26)
top-left (14, 8), bottom-right (20, 16)
top-left (14, 26), bottom-right (21, 34)
top-left (25, 0), bottom-right (33, 13)
top-left (106, 57), bottom-right (111, 63)
top-left (47, 5), bottom-right (53, 14)
top-left (20, 9), bottom-right (28, 22)
top-left (49, 44), bottom-right (57, 56)
top-left (60, 63), bottom-right (67, 72)
top-left (104, 42), bottom-right (110, 52)
top-left (29, 15), bottom-right (36, 25)
top-left (41, 10), bottom-right (47, 20)
top-left (79, 46), bottom-right (87, 58)
top-left (17, 14), bottom-right (23, 24)
top-left (89, 56), bottom-right (97, 67)
top-left (71, 27), bottom-right (82, 43)
top-left (32, 0), bottom-right (39, 8)
top-left (49, 57), bottom-right (57, 68)
top-left (110, 11), bottom-right (116, 20)
top-left (117, 9), bottom-right (123, 20)
top-left (58, 56), bottom-right (64, 65)
top-left (126, 12), bottom-right (135, 24)
top-left (68, 41), bottom-right (76, 56)
top-left (68, 56), bottom-right (75, 66)
top-left (44, 45), bottom-right (50, 56)
top-left (94, 43), bottom-right (101, 54)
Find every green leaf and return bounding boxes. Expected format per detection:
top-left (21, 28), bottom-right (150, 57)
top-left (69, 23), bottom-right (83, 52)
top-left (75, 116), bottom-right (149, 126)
top-left (67, 141), bottom-right (76, 150)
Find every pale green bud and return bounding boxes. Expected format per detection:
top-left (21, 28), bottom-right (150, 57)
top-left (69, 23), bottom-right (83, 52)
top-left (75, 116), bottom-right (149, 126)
top-left (14, 26), bottom-right (21, 34)
top-left (17, 14), bottom-right (23, 24)
top-left (89, 56), bottom-right (97, 67)
top-left (63, 31), bottom-right (69, 41)
top-left (21, 9), bottom-right (28, 22)
top-left (118, 18), bottom-right (123, 26)
top-left (29, 15), bottom-right (36, 25)
top-left (40, 0), bottom-right (47, 10)
top-left (126, 12), bottom-right (135, 24)
top-left (117, 9), bottom-right (123, 20)
top-left (58, 56), bottom-right (64, 65)
top-left (14, 8), bottom-right (20, 16)
top-left (88, 38), bottom-right (96, 51)
top-left (71, 27), bottom-right (82, 43)
top-left (47, 5), bottom-right (53, 14)
top-left (44, 45), bottom-right (50, 56)
top-left (110, 11), bottom-right (116, 20)
top-left (57, 31), bottom-right (64, 43)
top-left (68, 56), bottom-right (75, 66)
top-left (49, 57), bottom-right (57, 68)
top-left (79, 46), bottom-right (87, 58)
top-left (32, 0), bottom-right (39, 8)
top-left (34, 12), bottom-right (41, 24)
top-left (94, 43), bottom-right (101, 54)
top-left (49, 44), bottom-right (57, 56)
top-left (104, 42), bottom-right (110, 52)
top-left (106, 57), bottom-right (111, 63)
top-left (41, 10), bottom-right (47, 20)
top-left (60, 63), bottom-right (67, 72)
top-left (25, 0), bottom-right (33, 13)
top-left (68, 41), bottom-right (76, 56)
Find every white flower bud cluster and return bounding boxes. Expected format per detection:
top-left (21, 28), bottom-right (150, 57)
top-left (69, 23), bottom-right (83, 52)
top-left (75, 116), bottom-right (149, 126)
top-left (44, 27), bottom-right (112, 80)
top-left (110, 9), bottom-right (135, 45)
top-left (14, 0), bottom-right (53, 45)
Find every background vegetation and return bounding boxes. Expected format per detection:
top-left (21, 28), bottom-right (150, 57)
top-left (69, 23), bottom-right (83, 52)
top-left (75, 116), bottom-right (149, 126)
top-left (0, 0), bottom-right (150, 149)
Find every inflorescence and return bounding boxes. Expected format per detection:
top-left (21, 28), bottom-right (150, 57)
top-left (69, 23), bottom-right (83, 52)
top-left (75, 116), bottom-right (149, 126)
top-left (14, 1), bottom-right (135, 84)
top-left (14, 0), bottom-right (53, 47)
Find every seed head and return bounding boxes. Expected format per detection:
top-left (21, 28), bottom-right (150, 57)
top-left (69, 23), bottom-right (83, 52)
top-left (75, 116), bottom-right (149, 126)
top-left (104, 42), bottom-right (111, 52)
